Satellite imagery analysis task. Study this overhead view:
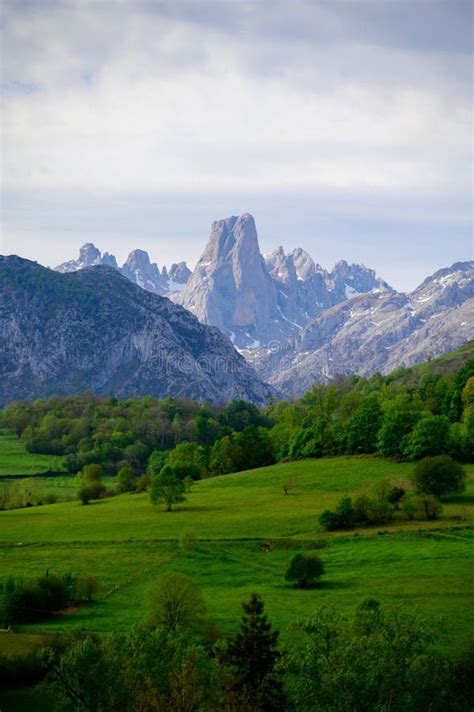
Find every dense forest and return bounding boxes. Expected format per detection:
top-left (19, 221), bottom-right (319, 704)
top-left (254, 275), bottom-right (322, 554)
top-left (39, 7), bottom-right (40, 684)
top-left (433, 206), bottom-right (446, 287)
top-left (2, 357), bottom-right (473, 485)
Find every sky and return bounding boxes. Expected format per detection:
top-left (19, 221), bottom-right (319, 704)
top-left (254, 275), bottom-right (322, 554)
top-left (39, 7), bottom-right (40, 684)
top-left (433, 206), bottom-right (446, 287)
top-left (1, 0), bottom-right (472, 291)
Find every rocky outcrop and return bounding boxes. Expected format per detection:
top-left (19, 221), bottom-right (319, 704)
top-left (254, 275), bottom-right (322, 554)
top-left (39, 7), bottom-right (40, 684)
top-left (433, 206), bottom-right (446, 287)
top-left (55, 243), bottom-right (106, 272)
top-left (267, 261), bottom-right (474, 397)
top-left (174, 214), bottom-right (285, 348)
top-left (56, 244), bottom-right (191, 295)
top-left (0, 256), bottom-right (274, 405)
top-left (121, 249), bottom-right (167, 295)
top-left (169, 262), bottom-right (192, 287)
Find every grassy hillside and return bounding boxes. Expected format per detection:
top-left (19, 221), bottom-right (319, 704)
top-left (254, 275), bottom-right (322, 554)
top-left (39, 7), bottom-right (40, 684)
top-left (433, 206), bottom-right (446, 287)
top-left (387, 340), bottom-right (474, 385)
top-left (0, 431), bottom-right (64, 477)
top-left (2, 457), bottom-right (473, 543)
top-left (1, 457), bottom-right (473, 649)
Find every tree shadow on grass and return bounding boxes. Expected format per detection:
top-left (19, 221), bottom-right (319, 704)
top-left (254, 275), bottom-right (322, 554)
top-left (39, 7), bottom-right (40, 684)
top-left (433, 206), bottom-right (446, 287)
top-left (275, 579), bottom-right (354, 592)
top-left (443, 494), bottom-right (474, 505)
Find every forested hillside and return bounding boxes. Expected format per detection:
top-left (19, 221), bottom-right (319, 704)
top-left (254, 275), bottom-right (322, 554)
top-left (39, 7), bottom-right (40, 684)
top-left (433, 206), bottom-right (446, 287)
top-left (2, 348), bottom-right (472, 487)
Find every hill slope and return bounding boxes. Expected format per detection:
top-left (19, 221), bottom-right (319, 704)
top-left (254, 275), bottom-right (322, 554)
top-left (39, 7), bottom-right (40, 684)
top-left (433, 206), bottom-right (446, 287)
top-left (0, 256), bottom-right (274, 405)
top-left (268, 261), bottom-right (474, 396)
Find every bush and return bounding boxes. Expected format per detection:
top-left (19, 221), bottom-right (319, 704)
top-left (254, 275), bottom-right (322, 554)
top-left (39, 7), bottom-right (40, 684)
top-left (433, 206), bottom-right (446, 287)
top-left (285, 554), bottom-right (325, 588)
top-left (0, 573), bottom-right (70, 625)
top-left (77, 479), bottom-right (106, 504)
top-left (412, 455), bottom-right (467, 498)
top-left (320, 496), bottom-right (355, 531)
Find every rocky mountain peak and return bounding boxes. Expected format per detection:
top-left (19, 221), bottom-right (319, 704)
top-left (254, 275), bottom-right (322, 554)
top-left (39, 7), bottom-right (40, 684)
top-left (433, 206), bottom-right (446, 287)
top-left (203, 213), bottom-right (260, 267)
top-left (102, 252), bottom-right (118, 269)
top-left (168, 261), bottom-right (192, 285)
top-left (123, 249), bottom-right (157, 273)
top-left (79, 243), bottom-right (102, 264)
top-left (174, 213), bottom-right (279, 345)
top-left (290, 248), bottom-right (320, 280)
top-left (55, 242), bottom-right (115, 273)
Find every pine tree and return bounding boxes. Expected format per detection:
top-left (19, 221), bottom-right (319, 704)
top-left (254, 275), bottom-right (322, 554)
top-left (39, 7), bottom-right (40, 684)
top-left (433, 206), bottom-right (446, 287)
top-left (225, 593), bottom-right (287, 711)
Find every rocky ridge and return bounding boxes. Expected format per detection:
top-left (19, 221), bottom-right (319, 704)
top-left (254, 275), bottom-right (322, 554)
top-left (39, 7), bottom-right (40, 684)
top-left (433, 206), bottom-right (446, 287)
top-left (56, 244), bottom-right (190, 296)
top-left (266, 260), bottom-right (474, 397)
top-left (0, 256), bottom-right (274, 405)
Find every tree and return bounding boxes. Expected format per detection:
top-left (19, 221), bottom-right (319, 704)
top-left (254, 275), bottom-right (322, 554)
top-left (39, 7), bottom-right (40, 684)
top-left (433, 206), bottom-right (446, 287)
top-left (168, 441), bottom-right (207, 480)
top-left (285, 554), bottom-right (325, 588)
top-left (377, 394), bottom-right (423, 458)
top-left (224, 593), bottom-right (286, 711)
top-left (150, 466), bottom-right (186, 511)
top-left (115, 466), bottom-right (135, 493)
top-left (282, 475), bottom-right (297, 495)
top-left (406, 415), bottom-right (450, 459)
top-left (146, 571), bottom-right (207, 632)
top-left (76, 462), bottom-right (106, 504)
top-left (286, 599), bottom-right (445, 712)
top-left (234, 426), bottom-right (275, 470)
top-left (412, 455), bottom-right (467, 498)
top-left (80, 464), bottom-right (103, 481)
top-left (44, 626), bottom-right (220, 712)
top-left (146, 449), bottom-right (168, 477)
top-left (77, 479), bottom-right (105, 505)
top-left (77, 574), bottom-right (100, 601)
top-left (346, 394), bottom-right (382, 454)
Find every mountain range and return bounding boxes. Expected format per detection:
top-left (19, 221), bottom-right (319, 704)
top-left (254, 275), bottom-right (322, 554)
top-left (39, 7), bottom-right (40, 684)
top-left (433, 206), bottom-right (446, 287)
top-left (56, 214), bottom-right (390, 350)
top-left (3, 213), bottom-right (474, 400)
top-left (5, 212), bottom-right (472, 402)
top-left (0, 256), bottom-right (273, 405)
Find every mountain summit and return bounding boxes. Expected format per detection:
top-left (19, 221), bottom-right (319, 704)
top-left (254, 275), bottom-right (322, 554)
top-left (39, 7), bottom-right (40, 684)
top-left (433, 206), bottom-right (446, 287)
top-left (174, 214), bottom-right (280, 346)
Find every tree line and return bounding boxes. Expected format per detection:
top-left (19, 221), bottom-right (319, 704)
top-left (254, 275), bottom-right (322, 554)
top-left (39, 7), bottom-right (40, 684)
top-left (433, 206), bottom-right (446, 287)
top-left (1, 359), bottom-right (472, 493)
top-left (2, 575), bottom-right (473, 711)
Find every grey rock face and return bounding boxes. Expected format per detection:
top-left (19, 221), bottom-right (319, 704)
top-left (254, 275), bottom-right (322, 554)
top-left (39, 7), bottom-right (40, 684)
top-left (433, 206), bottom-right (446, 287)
top-left (175, 214), bottom-right (391, 350)
top-left (54, 218), bottom-right (389, 354)
top-left (168, 261), bottom-right (192, 287)
top-left (174, 214), bottom-right (284, 348)
top-left (121, 249), bottom-right (166, 295)
top-left (267, 261), bottom-right (474, 397)
top-left (0, 256), bottom-right (274, 406)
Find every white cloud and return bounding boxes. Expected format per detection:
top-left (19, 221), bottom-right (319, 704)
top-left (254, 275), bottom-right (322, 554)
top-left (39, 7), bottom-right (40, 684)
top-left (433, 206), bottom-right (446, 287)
top-left (1, 1), bottom-right (471, 204)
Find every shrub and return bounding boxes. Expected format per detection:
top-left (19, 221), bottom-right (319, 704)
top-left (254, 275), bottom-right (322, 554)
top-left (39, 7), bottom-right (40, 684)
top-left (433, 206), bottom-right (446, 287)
top-left (417, 494), bottom-right (443, 520)
top-left (387, 486), bottom-right (405, 508)
top-left (320, 496), bottom-right (355, 531)
top-left (77, 479), bottom-right (106, 504)
top-left (412, 455), bottom-right (467, 498)
top-left (285, 554), bottom-right (325, 588)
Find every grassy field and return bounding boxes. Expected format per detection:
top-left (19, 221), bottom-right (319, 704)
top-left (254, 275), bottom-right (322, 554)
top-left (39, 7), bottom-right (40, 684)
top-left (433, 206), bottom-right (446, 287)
top-left (0, 457), bottom-right (473, 648)
top-left (0, 431), bottom-right (64, 477)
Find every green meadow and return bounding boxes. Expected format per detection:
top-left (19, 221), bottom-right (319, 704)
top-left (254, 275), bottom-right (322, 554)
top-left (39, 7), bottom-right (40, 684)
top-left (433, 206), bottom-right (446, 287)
top-left (0, 431), bottom-right (64, 477)
top-left (1, 449), bottom-right (473, 651)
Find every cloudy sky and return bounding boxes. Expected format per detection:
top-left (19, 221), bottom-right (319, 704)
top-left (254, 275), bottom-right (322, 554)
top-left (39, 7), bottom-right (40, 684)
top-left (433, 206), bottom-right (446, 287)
top-left (1, 0), bottom-right (472, 290)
